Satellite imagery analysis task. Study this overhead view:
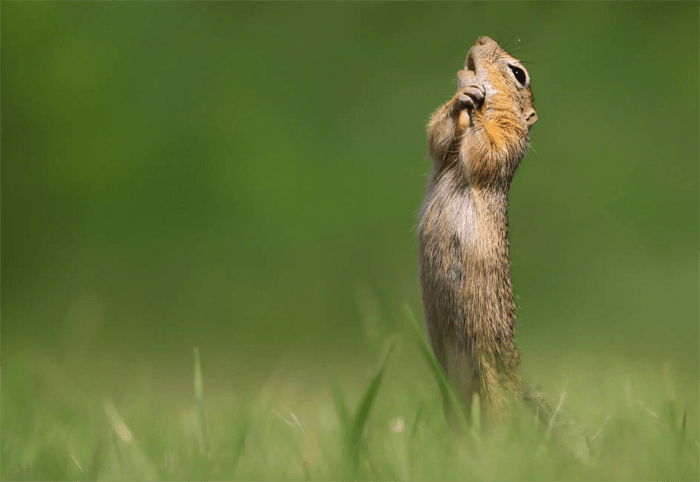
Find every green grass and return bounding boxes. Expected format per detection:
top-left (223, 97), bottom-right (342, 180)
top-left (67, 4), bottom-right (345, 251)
top-left (3, 316), bottom-right (698, 481)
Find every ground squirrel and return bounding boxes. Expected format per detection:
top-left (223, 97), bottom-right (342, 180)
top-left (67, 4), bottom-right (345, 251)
top-left (418, 36), bottom-right (537, 424)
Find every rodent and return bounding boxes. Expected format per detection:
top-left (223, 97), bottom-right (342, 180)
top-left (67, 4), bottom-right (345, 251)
top-left (418, 36), bottom-right (537, 424)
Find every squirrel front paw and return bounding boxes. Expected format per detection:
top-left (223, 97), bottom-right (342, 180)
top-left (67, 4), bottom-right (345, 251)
top-left (456, 84), bottom-right (485, 111)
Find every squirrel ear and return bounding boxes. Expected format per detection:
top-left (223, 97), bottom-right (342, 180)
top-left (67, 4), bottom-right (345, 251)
top-left (525, 109), bottom-right (538, 127)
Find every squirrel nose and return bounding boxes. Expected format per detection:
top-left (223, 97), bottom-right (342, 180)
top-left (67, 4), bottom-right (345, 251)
top-left (475, 36), bottom-right (493, 46)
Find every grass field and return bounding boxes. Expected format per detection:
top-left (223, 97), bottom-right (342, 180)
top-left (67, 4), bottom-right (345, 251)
top-left (3, 307), bottom-right (698, 481)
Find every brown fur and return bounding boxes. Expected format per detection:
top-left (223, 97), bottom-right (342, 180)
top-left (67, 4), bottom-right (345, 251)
top-left (418, 37), bottom-right (537, 424)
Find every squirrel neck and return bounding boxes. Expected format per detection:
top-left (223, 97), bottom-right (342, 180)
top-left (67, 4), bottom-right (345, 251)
top-left (432, 163), bottom-right (513, 254)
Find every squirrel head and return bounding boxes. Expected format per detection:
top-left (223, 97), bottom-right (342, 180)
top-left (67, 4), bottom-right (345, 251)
top-left (456, 36), bottom-right (537, 188)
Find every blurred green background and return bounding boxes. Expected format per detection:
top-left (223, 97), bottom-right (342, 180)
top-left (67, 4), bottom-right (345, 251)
top-left (2, 2), bottom-right (698, 392)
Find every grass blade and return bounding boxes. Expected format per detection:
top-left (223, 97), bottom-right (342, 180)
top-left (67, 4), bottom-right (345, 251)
top-left (544, 389), bottom-right (567, 442)
top-left (193, 347), bottom-right (207, 455)
top-left (332, 379), bottom-right (351, 436)
top-left (680, 410), bottom-right (687, 440)
top-left (471, 392), bottom-right (481, 434)
top-left (404, 304), bottom-right (471, 440)
top-left (678, 410), bottom-right (688, 453)
top-left (409, 402), bottom-right (424, 444)
top-left (228, 419), bottom-right (249, 477)
top-left (662, 400), bottom-right (678, 433)
top-left (348, 340), bottom-right (396, 470)
top-left (103, 400), bottom-right (160, 480)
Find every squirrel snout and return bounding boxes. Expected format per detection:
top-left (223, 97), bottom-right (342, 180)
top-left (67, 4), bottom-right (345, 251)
top-left (525, 109), bottom-right (538, 127)
top-left (466, 37), bottom-right (496, 71)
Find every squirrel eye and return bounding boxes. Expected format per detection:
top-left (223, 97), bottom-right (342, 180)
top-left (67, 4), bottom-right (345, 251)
top-left (508, 65), bottom-right (526, 86)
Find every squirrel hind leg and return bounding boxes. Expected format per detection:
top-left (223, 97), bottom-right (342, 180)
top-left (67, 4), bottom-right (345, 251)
top-left (445, 343), bottom-right (482, 423)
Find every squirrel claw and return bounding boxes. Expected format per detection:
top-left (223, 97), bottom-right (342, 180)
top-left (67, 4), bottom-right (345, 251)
top-left (457, 84), bottom-right (485, 111)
